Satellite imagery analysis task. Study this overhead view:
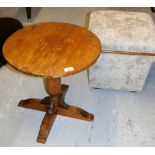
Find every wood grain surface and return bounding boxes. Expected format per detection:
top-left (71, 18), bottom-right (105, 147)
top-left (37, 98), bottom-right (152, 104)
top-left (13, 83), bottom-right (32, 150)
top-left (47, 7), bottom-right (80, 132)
top-left (3, 22), bottom-right (101, 78)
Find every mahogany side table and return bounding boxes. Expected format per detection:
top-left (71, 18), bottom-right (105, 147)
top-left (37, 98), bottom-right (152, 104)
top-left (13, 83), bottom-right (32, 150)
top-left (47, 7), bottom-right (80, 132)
top-left (3, 22), bottom-right (101, 144)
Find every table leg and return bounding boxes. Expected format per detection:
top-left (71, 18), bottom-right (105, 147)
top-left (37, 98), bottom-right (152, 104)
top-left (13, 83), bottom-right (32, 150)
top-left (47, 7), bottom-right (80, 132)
top-left (57, 102), bottom-right (94, 121)
top-left (18, 98), bottom-right (48, 112)
top-left (26, 7), bottom-right (31, 22)
top-left (37, 112), bottom-right (57, 144)
top-left (18, 77), bottom-right (94, 144)
top-left (151, 7), bottom-right (155, 12)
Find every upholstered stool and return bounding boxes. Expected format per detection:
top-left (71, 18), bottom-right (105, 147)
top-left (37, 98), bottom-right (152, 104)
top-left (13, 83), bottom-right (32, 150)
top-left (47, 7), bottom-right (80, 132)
top-left (88, 11), bottom-right (155, 92)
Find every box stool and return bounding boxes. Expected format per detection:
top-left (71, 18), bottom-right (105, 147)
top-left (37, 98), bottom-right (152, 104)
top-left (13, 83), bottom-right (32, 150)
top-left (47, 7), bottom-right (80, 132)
top-left (88, 11), bottom-right (155, 92)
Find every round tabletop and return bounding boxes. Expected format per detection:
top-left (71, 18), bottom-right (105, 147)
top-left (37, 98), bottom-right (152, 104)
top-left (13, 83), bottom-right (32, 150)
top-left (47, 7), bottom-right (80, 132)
top-left (3, 22), bottom-right (101, 78)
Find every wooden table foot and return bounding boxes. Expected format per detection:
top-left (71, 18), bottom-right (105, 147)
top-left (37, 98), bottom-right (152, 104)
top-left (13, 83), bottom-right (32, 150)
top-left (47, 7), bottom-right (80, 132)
top-left (57, 103), bottom-right (94, 121)
top-left (18, 98), bottom-right (48, 112)
top-left (18, 78), bottom-right (94, 144)
top-left (37, 112), bottom-right (57, 144)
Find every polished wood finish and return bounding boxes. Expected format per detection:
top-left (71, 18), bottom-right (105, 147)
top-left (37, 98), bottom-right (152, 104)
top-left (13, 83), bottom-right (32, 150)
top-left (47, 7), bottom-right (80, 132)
top-left (3, 22), bottom-right (101, 78)
top-left (3, 22), bottom-right (100, 144)
top-left (46, 78), bottom-right (61, 95)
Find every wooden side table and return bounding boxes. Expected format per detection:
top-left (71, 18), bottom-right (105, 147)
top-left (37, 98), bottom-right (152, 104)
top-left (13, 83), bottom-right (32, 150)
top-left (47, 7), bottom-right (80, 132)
top-left (3, 22), bottom-right (101, 144)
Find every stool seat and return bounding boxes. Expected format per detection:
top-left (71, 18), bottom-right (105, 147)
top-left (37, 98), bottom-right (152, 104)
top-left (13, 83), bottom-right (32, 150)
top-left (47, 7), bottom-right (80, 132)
top-left (89, 11), bottom-right (155, 53)
top-left (88, 11), bottom-right (155, 91)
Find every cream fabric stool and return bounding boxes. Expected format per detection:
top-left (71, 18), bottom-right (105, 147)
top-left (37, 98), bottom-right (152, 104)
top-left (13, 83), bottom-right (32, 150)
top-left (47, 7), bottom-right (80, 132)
top-left (88, 11), bottom-right (155, 92)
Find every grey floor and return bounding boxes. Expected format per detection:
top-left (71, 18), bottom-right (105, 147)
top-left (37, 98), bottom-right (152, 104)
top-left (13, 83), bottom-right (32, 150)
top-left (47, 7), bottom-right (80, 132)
top-left (0, 7), bottom-right (155, 146)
